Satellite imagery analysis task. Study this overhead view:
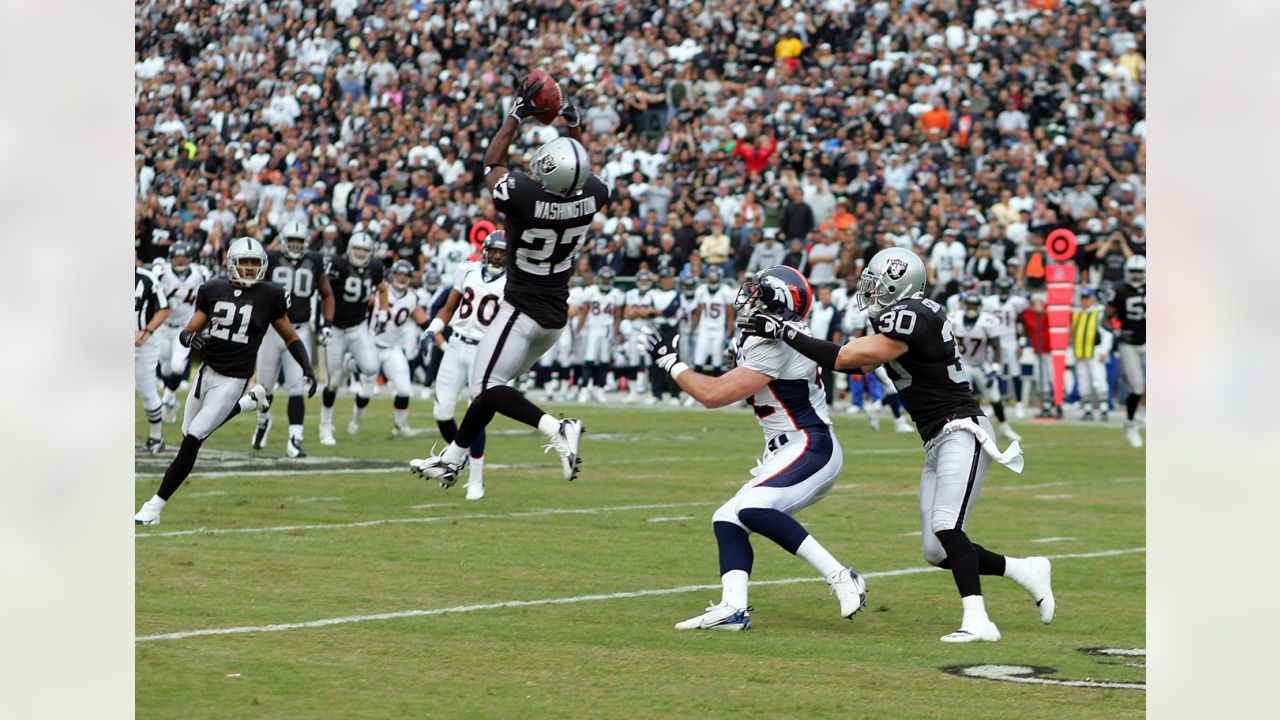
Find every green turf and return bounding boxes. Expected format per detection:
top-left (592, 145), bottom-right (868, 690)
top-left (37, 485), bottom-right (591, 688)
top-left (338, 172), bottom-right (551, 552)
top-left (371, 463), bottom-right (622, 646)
top-left (136, 394), bottom-right (1144, 719)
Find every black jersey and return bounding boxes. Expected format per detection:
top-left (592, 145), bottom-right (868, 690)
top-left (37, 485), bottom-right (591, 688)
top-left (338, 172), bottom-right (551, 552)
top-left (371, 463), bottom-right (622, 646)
top-left (869, 297), bottom-right (982, 442)
top-left (326, 256), bottom-right (385, 328)
top-left (491, 169), bottom-right (612, 328)
top-left (135, 267), bottom-right (169, 332)
top-left (195, 278), bottom-right (290, 378)
top-left (266, 250), bottom-right (326, 325)
top-left (1108, 282), bottom-right (1146, 345)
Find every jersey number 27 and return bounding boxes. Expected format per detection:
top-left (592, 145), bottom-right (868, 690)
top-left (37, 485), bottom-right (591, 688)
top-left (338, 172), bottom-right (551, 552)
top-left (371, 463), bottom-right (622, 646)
top-left (516, 223), bottom-right (591, 276)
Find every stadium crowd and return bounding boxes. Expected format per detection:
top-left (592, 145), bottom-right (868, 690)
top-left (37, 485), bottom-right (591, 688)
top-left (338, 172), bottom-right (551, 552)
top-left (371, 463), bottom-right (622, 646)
top-left (134, 0), bottom-right (1146, 422)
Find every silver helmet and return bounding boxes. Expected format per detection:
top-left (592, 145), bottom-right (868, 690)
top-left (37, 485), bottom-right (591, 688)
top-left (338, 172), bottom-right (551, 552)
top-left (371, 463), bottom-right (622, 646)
top-left (855, 247), bottom-right (927, 318)
top-left (281, 220), bottom-right (309, 259)
top-left (347, 231), bottom-right (374, 268)
top-left (530, 136), bottom-right (590, 197)
top-left (1124, 254), bottom-right (1146, 287)
top-left (226, 236), bottom-right (268, 286)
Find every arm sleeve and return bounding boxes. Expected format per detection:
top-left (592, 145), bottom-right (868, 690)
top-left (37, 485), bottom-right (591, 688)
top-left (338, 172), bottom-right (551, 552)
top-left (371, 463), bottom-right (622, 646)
top-left (287, 338), bottom-right (314, 376)
top-left (778, 329), bottom-right (843, 370)
top-left (151, 276), bottom-right (169, 309)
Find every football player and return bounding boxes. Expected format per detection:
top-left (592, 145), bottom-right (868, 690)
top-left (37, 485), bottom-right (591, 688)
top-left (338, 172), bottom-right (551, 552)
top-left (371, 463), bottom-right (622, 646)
top-left (135, 263), bottom-right (170, 452)
top-left (367, 259), bottom-right (430, 437)
top-left (135, 238), bottom-right (316, 525)
top-left (623, 269), bottom-right (659, 402)
top-left (691, 266), bottom-right (736, 377)
top-left (641, 266), bottom-right (867, 631)
top-left (985, 277), bottom-right (1029, 417)
top-left (739, 248), bottom-right (1054, 643)
top-left (420, 232), bottom-right (508, 499)
top-left (1106, 255), bottom-right (1146, 447)
top-left (154, 243), bottom-right (213, 423)
top-left (410, 78), bottom-right (607, 487)
top-left (574, 266), bottom-right (623, 403)
top-left (251, 221), bottom-right (334, 457)
top-left (318, 232), bottom-right (389, 445)
top-left (415, 267), bottom-right (450, 397)
top-left (951, 294), bottom-right (1021, 442)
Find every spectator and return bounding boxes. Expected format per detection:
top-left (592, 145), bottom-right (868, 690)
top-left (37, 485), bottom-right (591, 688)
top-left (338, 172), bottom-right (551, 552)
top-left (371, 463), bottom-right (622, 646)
top-left (780, 186), bottom-right (815, 243)
top-left (698, 218), bottom-right (733, 274)
top-left (806, 232), bottom-right (841, 285)
top-left (747, 231), bottom-right (787, 276)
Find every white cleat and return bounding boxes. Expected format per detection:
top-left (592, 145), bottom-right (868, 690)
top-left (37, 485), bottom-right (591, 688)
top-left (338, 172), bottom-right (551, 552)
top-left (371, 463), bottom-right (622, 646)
top-left (465, 478), bottom-right (485, 500)
top-left (142, 437), bottom-right (166, 454)
top-left (643, 396), bottom-right (658, 406)
top-left (894, 416), bottom-right (913, 433)
top-left (1000, 423), bottom-right (1022, 442)
top-left (1019, 557), bottom-right (1055, 624)
top-left (247, 384), bottom-right (270, 411)
top-left (286, 435), bottom-right (307, 458)
top-left (134, 497), bottom-right (164, 526)
top-left (1014, 402), bottom-right (1026, 419)
top-left (348, 418), bottom-right (361, 435)
top-left (941, 619), bottom-right (1002, 643)
top-left (409, 451), bottom-right (468, 489)
top-left (675, 601), bottom-right (752, 631)
top-left (319, 423), bottom-right (337, 446)
top-left (593, 388), bottom-right (608, 404)
top-left (827, 567), bottom-right (868, 619)
top-left (251, 414), bottom-right (272, 450)
top-left (867, 409), bottom-right (881, 431)
top-left (1125, 421), bottom-right (1143, 448)
top-left (391, 423), bottom-right (423, 438)
top-left (543, 418), bottom-right (583, 481)
top-left (576, 387), bottom-right (590, 403)
top-left (161, 398), bottom-right (179, 424)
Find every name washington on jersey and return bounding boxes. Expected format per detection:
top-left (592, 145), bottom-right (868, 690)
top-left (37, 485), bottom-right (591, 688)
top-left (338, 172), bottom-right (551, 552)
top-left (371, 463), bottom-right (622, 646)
top-left (533, 197), bottom-right (599, 221)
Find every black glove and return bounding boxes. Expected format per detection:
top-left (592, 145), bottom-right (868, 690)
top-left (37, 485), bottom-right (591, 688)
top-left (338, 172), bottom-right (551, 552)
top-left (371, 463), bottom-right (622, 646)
top-left (736, 312), bottom-right (786, 340)
top-left (316, 326), bottom-right (332, 346)
top-left (638, 325), bottom-right (682, 374)
top-left (509, 77), bottom-right (548, 120)
top-left (373, 310), bottom-right (389, 335)
top-left (561, 103), bottom-right (581, 128)
top-left (179, 329), bottom-right (206, 350)
top-left (303, 374), bottom-right (318, 398)
top-left (419, 330), bottom-right (437, 359)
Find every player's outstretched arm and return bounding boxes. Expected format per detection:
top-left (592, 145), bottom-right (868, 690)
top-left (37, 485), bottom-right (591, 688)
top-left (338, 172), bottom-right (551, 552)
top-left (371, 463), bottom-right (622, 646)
top-left (485, 76), bottom-right (548, 190)
top-left (639, 325), bottom-right (769, 408)
top-left (738, 312), bottom-right (906, 372)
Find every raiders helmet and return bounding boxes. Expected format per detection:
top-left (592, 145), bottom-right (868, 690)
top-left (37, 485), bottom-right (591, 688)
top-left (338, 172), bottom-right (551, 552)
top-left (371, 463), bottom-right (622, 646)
top-left (226, 236), bottom-right (268, 287)
top-left (281, 221), bottom-right (309, 259)
top-left (1124, 254), bottom-right (1146, 287)
top-left (855, 247), bottom-right (926, 318)
top-left (530, 136), bottom-right (590, 197)
top-left (347, 231), bottom-right (374, 268)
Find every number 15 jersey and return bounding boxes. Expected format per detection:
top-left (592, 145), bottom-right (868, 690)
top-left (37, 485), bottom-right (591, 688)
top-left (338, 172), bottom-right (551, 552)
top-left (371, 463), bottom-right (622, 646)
top-left (491, 169), bottom-right (611, 329)
top-left (868, 297), bottom-right (981, 442)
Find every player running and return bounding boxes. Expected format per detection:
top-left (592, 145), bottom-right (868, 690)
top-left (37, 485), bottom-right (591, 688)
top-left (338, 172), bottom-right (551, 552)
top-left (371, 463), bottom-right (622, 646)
top-left (738, 247), bottom-right (1054, 643)
top-left (154, 243), bottom-right (213, 424)
top-left (410, 78), bottom-right (608, 487)
top-left (985, 277), bottom-right (1029, 417)
top-left (641, 265), bottom-right (867, 631)
top-left (318, 232), bottom-right (388, 445)
top-left (135, 237), bottom-right (316, 525)
top-left (357, 259), bottom-right (431, 438)
top-left (951, 294), bottom-right (1021, 442)
top-left (1107, 255), bottom-right (1146, 448)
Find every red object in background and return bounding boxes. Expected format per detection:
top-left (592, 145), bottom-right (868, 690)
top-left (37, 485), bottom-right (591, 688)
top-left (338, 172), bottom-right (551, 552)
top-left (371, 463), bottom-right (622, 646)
top-left (469, 219), bottom-right (496, 250)
top-left (1021, 307), bottom-right (1052, 353)
top-left (733, 136), bottom-right (777, 174)
top-left (1044, 257), bottom-right (1076, 407)
top-left (1046, 228), bottom-right (1079, 262)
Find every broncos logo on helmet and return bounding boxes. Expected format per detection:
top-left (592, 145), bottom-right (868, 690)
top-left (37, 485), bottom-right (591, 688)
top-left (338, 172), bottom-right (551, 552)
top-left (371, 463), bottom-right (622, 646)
top-left (735, 265), bottom-right (812, 322)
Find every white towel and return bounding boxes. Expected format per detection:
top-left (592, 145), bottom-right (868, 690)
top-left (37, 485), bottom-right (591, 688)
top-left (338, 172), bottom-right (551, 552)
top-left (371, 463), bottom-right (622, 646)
top-left (939, 418), bottom-right (1025, 474)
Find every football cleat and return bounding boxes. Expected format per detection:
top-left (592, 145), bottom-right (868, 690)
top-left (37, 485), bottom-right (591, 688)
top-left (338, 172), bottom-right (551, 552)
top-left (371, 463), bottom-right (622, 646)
top-left (1081, 410), bottom-right (1094, 421)
top-left (1124, 421), bottom-right (1143, 448)
top-left (348, 418), bottom-right (361, 435)
top-left (827, 567), bottom-right (868, 619)
top-left (319, 423), bottom-right (337, 446)
top-left (391, 422), bottom-right (423, 438)
top-left (941, 620), bottom-right (1002, 643)
top-left (999, 423), bottom-right (1022, 442)
top-left (142, 437), bottom-right (166, 454)
top-left (867, 408), bottom-right (881, 431)
top-left (161, 398), bottom-right (179, 424)
top-left (409, 449), bottom-right (468, 489)
top-left (675, 602), bottom-right (752, 631)
top-left (894, 416), bottom-right (913, 433)
top-left (251, 414), bottom-right (272, 450)
top-left (465, 478), bottom-right (485, 501)
top-left (1016, 556), bottom-right (1056, 624)
top-left (543, 418), bottom-right (583, 481)
top-left (247, 384), bottom-right (270, 411)
top-left (134, 497), bottom-right (164, 526)
top-left (286, 436), bottom-right (307, 458)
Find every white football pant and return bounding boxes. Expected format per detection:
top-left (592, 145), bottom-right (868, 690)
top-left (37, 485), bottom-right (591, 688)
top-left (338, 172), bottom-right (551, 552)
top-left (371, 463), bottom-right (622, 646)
top-left (325, 324), bottom-right (378, 393)
top-left (694, 326), bottom-right (727, 369)
top-left (712, 429), bottom-right (843, 531)
top-left (1118, 342), bottom-right (1145, 395)
top-left (433, 335), bottom-right (479, 420)
top-left (470, 300), bottom-right (561, 399)
top-left (919, 416), bottom-right (995, 565)
top-left (257, 323), bottom-right (314, 396)
top-left (182, 366), bottom-right (250, 440)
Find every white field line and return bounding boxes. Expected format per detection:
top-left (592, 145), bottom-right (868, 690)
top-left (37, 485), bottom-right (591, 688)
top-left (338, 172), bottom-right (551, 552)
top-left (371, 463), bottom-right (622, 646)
top-left (1002, 481), bottom-right (1068, 491)
top-left (646, 516), bottom-right (695, 523)
top-left (1030, 537), bottom-right (1077, 544)
top-left (136, 547), bottom-right (1144, 643)
top-left (1033, 494), bottom-right (1074, 500)
top-left (135, 501), bottom-right (719, 539)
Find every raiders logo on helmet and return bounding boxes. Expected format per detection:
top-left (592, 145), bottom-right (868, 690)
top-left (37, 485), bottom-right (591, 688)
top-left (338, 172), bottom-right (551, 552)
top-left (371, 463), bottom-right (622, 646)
top-left (885, 258), bottom-right (909, 281)
top-left (536, 153), bottom-right (558, 175)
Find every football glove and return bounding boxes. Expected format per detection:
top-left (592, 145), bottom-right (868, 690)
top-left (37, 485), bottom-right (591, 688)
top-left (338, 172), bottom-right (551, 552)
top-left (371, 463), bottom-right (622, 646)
top-left (374, 309), bottom-right (389, 335)
top-left (735, 312), bottom-right (801, 341)
top-left (179, 329), bottom-right (206, 350)
top-left (560, 103), bottom-right (581, 128)
top-left (419, 329), bottom-right (436, 359)
top-left (303, 374), bottom-right (318, 398)
top-left (509, 77), bottom-right (549, 120)
top-left (316, 326), bottom-right (332, 346)
top-left (639, 325), bottom-right (685, 375)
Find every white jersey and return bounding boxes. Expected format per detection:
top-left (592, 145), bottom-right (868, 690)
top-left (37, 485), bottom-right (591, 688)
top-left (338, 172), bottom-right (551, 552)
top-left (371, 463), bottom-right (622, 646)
top-left (735, 332), bottom-right (833, 439)
top-left (625, 287), bottom-right (658, 323)
top-left (578, 285), bottom-right (624, 329)
top-left (694, 284), bottom-right (735, 333)
top-left (374, 286), bottom-right (421, 351)
top-left (983, 294), bottom-right (1029, 339)
top-left (448, 262), bottom-right (507, 341)
top-left (949, 310), bottom-right (1002, 365)
top-left (841, 303), bottom-right (869, 337)
top-left (434, 239), bottom-right (474, 279)
top-left (157, 263), bottom-right (213, 326)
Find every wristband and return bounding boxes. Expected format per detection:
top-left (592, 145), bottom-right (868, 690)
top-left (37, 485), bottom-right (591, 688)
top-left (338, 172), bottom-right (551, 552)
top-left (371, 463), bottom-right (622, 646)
top-left (669, 361), bottom-right (690, 381)
top-left (426, 317), bottom-right (445, 334)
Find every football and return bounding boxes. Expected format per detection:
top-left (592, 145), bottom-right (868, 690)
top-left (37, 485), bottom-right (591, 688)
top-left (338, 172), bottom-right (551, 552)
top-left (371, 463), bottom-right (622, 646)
top-left (524, 68), bottom-right (563, 125)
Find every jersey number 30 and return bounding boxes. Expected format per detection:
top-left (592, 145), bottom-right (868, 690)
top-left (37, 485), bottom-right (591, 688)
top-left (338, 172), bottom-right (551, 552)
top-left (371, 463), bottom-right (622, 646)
top-left (516, 224), bottom-right (591, 276)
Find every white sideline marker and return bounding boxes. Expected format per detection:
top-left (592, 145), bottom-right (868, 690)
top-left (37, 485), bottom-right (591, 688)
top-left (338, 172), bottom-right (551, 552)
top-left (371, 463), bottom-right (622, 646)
top-left (135, 547), bottom-right (1144, 643)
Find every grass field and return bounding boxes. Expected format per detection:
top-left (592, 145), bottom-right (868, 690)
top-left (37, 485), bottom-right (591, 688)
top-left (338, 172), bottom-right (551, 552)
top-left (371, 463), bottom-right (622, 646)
top-left (135, 395), bottom-right (1145, 719)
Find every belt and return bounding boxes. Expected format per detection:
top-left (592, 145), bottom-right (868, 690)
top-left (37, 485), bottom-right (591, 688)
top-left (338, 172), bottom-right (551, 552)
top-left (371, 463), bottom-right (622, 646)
top-left (452, 334), bottom-right (481, 346)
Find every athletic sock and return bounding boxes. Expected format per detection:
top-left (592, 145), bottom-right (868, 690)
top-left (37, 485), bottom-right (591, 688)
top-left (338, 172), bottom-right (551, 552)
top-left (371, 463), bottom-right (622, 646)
top-left (441, 442), bottom-right (467, 465)
top-left (1126, 392), bottom-right (1143, 421)
top-left (961, 594), bottom-right (990, 626)
top-left (287, 396), bottom-right (305, 425)
top-left (992, 400), bottom-right (1006, 423)
top-left (320, 404), bottom-right (334, 428)
top-left (480, 385), bottom-right (548, 428)
top-left (721, 569), bottom-right (749, 611)
top-left (795, 534), bottom-right (846, 578)
top-left (162, 387), bottom-right (176, 404)
top-left (469, 457), bottom-right (484, 484)
top-left (437, 419), bottom-right (459, 443)
top-left (713, 521), bottom-right (754, 577)
top-left (394, 408), bottom-right (408, 427)
top-left (935, 528), bottom-right (983, 597)
top-left (144, 403), bottom-right (163, 439)
top-left (288, 424), bottom-right (303, 441)
top-left (737, 507), bottom-right (808, 554)
top-left (537, 414), bottom-right (561, 438)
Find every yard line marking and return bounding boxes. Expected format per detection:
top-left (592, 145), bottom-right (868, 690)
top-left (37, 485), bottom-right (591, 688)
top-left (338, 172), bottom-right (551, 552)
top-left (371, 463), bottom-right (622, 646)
top-left (187, 491), bottom-right (229, 497)
top-left (135, 547), bottom-right (1144, 642)
top-left (1003, 481), bottom-right (1068, 491)
top-left (1034, 493), bottom-right (1074, 500)
top-left (135, 501), bottom-right (718, 539)
top-left (898, 531), bottom-right (923, 537)
top-left (646, 516), bottom-right (695, 523)
top-left (1031, 537), bottom-right (1077, 544)
top-left (407, 503), bottom-right (457, 510)
top-left (291, 497), bottom-right (345, 504)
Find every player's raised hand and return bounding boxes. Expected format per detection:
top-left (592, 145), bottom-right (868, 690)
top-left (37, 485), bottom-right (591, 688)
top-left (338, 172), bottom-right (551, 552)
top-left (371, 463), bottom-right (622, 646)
top-left (639, 325), bottom-right (681, 373)
top-left (560, 103), bottom-right (581, 128)
top-left (509, 77), bottom-right (548, 120)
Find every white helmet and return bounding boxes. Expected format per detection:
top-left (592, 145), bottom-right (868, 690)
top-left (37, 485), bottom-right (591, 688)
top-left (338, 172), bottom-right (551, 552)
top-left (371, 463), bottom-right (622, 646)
top-left (347, 231), bottom-right (373, 268)
top-left (530, 136), bottom-right (590, 197)
top-left (855, 247), bottom-right (927, 318)
top-left (1124, 254), bottom-right (1146, 287)
top-left (281, 221), bottom-right (309, 259)
top-left (226, 236), bottom-right (268, 287)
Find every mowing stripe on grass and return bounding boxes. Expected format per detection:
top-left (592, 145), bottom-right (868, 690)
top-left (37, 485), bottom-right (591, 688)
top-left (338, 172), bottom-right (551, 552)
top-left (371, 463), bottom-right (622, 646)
top-left (135, 501), bottom-right (719, 539)
top-left (135, 547), bottom-right (1143, 642)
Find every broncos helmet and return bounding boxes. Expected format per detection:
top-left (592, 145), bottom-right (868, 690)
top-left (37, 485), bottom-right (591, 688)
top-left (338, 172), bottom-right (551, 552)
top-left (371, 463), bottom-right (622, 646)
top-left (423, 267), bottom-right (442, 291)
top-left (281, 220), bottom-right (309, 259)
top-left (347, 231), bottom-right (374, 268)
top-left (635, 268), bottom-right (654, 291)
top-left (855, 247), bottom-right (926, 318)
top-left (680, 275), bottom-right (697, 298)
top-left (598, 265), bottom-right (616, 290)
top-left (706, 265), bottom-right (725, 289)
top-left (226, 236), bottom-right (268, 287)
top-left (390, 259), bottom-right (414, 292)
top-left (958, 274), bottom-right (978, 295)
top-left (962, 293), bottom-right (983, 322)
top-left (1124, 254), bottom-right (1146, 287)
top-left (168, 242), bottom-right (192, 274)
top-left (735, 265), bottom-right (813, 322)
top-left (995, 276), bottom-right (1015, 300)
top-left (483, 230), bottom-right (508, 278)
